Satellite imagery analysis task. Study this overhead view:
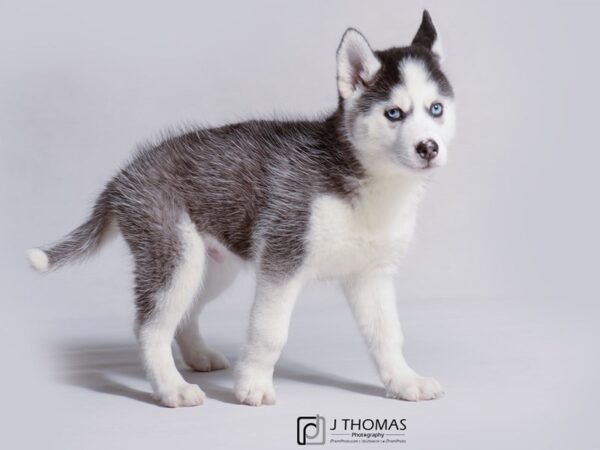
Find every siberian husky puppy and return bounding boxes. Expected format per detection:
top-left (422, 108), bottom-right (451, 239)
top-left (28, 11), bottom-right (455, 407)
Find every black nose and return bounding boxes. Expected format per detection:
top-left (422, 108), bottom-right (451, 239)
top-left (416, 140), bottom-right (439, 162)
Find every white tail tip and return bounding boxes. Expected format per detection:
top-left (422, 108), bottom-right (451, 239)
top-left (27, 248), bottom-right (49, 272)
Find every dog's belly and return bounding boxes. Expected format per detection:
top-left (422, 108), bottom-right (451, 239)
top-left (303, 194), bottom-right (414, 279)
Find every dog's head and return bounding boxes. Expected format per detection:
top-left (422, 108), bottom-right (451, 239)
top-left (337, 11), bottom-right (455, 174)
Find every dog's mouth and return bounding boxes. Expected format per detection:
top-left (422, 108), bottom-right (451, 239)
top-left (401, 161), bottom-right (442, 173)
top-left (391, 153), bottom-right (444, 173)
top-left (422, 161), bottom-right (441, 170)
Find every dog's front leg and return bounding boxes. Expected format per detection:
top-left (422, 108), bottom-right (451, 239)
top-left (234, 275), bottom-right (302, 406)
top-left (342, 269), bottom-right (444, 401)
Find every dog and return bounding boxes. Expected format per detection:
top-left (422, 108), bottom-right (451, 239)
top-left (27, 10), bottom-right (455, 407)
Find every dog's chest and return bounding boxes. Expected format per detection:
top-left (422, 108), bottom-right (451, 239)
top-left (303, 180), bottom-right (423, 279)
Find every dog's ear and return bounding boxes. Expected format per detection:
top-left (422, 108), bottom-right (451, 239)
top-left (336, 28), bottom-right (381, 99)
top-left (412, 10), bottom-right (443, 61)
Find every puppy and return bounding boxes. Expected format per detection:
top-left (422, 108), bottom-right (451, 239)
top-left (28, 10), bottom-right (455, 407)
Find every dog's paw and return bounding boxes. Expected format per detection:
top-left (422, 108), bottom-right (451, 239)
top-left (157, 382), bottom-right (206, 407)
top-left (183, 350), bottom-right (230, 372)
top-left (234, 366), bottom-right (276, 406)
top-left (386, 375), bottom-right (444, 401)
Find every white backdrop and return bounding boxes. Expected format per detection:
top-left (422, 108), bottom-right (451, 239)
top-left (1, 1), bottom-right (598, 449)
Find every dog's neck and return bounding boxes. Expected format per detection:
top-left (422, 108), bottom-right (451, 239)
top-left (356, 169), bottom-right (429, 231)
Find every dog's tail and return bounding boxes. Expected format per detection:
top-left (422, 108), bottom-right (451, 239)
top-left (26, 187), bottom-right (116, 273)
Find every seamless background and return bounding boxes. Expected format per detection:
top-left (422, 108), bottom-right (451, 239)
top-left (1, 1), bottom-right (598, 449)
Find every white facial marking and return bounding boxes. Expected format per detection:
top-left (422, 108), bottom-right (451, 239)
top-left (390, 59), bottom-right (451, 168)
top-left (348, 58), bottom-right (455, 174)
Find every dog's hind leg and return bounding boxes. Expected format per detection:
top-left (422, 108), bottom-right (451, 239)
top-left (131, 214), bottom-right (207, 407)
top-left (176, 302), bottom-right (229, 372)
top-left (176, 253), bottom-right (241, 372)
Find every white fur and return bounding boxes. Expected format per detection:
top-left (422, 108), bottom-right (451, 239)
top-left (176, 304), bottom-right (231, 373)
top-left (26, 248), bottom-right (49, 272)
top-left (342, 269), bottom-right (443, 400)
top-left (431, 36), bottom-right (444, 62)
top-left (234, 276), bottom-right (302, 406)
top-left (176, 238), bottom-right (241, 372)
top-left (137, 215), bottom-right (207, 407)
top-left (303, 174), bottom-right (424, 279)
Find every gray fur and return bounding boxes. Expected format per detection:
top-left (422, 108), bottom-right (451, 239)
top-left (113, 115), bottom-right (364, 322)
top-left (42, 187), bottom-right (113, 270)
top-left (39, 114), bottom-right (365, 321)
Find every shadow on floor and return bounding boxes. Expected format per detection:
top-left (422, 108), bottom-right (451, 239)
top-left (51, 339), bottom-right (384, 406)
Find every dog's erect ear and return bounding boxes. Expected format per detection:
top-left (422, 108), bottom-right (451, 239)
top-left (411, 10), bottom-right (443, 60)
top-left (336, 28), bottom-right (381, 99)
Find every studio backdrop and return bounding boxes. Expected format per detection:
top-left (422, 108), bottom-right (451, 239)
top-left (1, 1), bottom-right (598, 449)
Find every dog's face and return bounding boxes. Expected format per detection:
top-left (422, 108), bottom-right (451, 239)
top-left (337, 11), bottom-right (455, 174)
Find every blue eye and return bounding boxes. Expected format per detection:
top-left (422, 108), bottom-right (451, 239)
top-left (385, 107), bottom-right (404, 122)
top-left (430, 102), bottom-right (443, 117)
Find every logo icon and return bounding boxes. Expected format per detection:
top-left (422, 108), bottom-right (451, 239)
top-left (297, 415), bottom-right (326, 445)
